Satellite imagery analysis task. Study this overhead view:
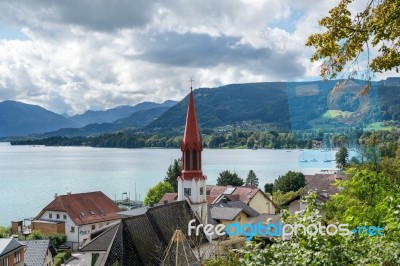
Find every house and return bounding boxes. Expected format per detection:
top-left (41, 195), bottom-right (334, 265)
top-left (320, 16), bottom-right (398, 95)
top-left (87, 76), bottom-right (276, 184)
top-left (207, 185), bottom-right (276, 214)
top-left (207, 200), bottom-right (261, 251)
top-left (0, 238), bottom-right (24, 266)
top-left (19, 240), bottom-right (56, 266)
top-left (32, 191), bottom-right (121, 250)
top-left (282, 173), bottom-right (345, 214)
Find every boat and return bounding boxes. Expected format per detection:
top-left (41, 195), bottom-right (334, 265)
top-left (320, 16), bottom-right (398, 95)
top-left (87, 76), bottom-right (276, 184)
top-left (311, 158), bottom-right (318, 162)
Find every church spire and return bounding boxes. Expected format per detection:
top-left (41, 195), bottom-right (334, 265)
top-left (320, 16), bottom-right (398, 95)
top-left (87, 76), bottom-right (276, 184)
top-left (178, 82), bottom-right (206, 204)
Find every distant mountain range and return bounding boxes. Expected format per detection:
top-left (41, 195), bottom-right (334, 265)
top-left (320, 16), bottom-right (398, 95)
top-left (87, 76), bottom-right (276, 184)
top-left (0, 100), bottom-right (177, 137)
top-left (1, 78), bottom-right (399, 138)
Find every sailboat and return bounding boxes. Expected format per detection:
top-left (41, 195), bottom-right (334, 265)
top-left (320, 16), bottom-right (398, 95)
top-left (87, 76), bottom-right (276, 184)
top-left (300, 152), bottom-right (308, 163)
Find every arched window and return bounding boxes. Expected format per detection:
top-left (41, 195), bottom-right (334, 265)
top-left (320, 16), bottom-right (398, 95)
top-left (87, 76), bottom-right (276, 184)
top-left (185, 150), bottom-right (190, 170)
top-left (192, 150), bottom-right (197, 170)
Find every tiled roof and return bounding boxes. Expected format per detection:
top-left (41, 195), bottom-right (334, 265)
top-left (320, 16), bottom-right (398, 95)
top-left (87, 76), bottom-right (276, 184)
top-left (213, 200), bottom-right (260, 217)
top-left (304, 174), bottom-right (343, 195)
top-left (207, 185), bottom-right (275, 207)
top-left (34, 191), bottom-right (121, 225)
top-left (19, 240), bottom-right (52, 266)
top-left (158, 193), bottom-right (178, 204)
top-left (80, 200), bottom-right (205, 266)
top-left (210, 206), bottom-right (242, 221)
top-left (118, 207), bottom-right (149, 217)
top-left (80, 222), bottom-right (120, 252)
top-left (0, 238), bottom-right (24, 257)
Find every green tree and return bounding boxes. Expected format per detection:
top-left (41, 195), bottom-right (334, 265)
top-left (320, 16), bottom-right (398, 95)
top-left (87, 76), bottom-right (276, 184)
top-left (273, 171), bottom-right (305, 193)
top-left (216, 170), bottom-right (244, 186)
top-left (164, 158), bottom-right (182, 192)
top-left (306, 0), bottom-right (400, 80)
top-left (0, 226), bottom-right (10, 238)
top-left (245, 170), bottom-right (259, 187)
top-left (336, 146), bottom-right (349, 169)
top-left (264, 183), bottom-right (274, 194)
top-left (144, 181), bottom-right (174, 206)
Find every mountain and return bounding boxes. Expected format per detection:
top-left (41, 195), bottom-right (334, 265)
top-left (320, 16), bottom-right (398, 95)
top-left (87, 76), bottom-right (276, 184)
top-left (145, 79), bottom-right (399, 133)
top-left (70, 101), bottom-right (177, 127)
top-left (0, 100), bottom-right (77, 137)
top-left (40, 106), bottom-right (171, 137)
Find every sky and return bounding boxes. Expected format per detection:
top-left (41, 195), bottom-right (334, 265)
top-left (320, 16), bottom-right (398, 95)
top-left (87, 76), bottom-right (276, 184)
top-left (0, 0), bottom-right (396, 115)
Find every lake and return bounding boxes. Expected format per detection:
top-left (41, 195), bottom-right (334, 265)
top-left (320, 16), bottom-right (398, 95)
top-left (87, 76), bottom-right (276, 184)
top-left (0, 143), bottom-right (339, 226)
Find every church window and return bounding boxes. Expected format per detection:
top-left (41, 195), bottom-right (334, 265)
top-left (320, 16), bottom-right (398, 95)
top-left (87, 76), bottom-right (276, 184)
top-left (192, 151), bottom-right (197, 170)
top-left (200, 187), bottom-right (203, 195)
top-left (184, 188), bottom-right (191, 196)
top-left (185, 150), bottom-right (190, 170)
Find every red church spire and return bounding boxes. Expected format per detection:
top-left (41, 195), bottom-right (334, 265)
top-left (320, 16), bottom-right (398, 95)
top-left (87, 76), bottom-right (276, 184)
top-left (180, 82), bottom-right (205, 180)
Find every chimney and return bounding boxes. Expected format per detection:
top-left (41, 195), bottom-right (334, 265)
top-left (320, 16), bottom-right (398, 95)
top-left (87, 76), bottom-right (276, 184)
top-left (54, 193), bottom-right (58, 199)
top-left (67, 191), bottom-right (71, 195)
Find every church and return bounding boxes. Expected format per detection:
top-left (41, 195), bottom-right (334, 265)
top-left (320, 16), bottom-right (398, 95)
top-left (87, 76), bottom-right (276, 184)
top-left (80, 84), bottom-right (277, 265)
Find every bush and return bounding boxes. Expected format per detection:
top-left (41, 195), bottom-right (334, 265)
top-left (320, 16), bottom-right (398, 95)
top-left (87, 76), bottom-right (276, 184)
top-left (48, 233), bottom-right (67, 249)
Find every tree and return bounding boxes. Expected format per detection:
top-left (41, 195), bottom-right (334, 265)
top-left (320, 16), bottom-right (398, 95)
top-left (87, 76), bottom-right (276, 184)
top-left (273, 171), bottom-right (305, 193)
top-left (264, 183), bottom-right (274, 194)
top-left (0, 226), bottom-right (10, 238)
top-left (144, 181), bottom-right (174, 206)
top-left (336, 146), bottom-right (349, 169)
top-left (245, 170), bottom-right (259, 187)
top-left (164, 158), bottom-right (182, 192)
top-left (216, 170), bottom-right (244, 186)
top-left (306, 0), bottom-right (400, 81)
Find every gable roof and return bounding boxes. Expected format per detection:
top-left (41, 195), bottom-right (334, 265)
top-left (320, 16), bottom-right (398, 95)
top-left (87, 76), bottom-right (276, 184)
top-left (158, 193), bottom-right (178, 204)
top-left (19, 240), bottom-right (53, 266)
top-left (304, 174), bottom-right (343, 195)
top-left (34, 191), bottom-right (121, 225)
top-left (212, 200), bottom-right (260, 217)
top-left (0, 238), bottom-right (24, 257)
top-left (210, 206), bottom-right (242, 221)
top-left (207, 185), bottom-right (275, 208)
top-left (80, 200), bottom-right (205, 266)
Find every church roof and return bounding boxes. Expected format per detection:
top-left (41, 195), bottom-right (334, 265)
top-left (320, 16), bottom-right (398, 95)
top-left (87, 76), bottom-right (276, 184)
top-left (34, 191), bottom-right (121, 225)
top-left (181, 89), bottom-right (202, 151)
top-left (80, 200), bottom-right (205, 266)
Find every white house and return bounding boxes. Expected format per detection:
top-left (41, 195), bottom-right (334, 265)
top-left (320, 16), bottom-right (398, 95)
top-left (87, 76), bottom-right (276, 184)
top-left (32, 191), bottom-right (121, 250)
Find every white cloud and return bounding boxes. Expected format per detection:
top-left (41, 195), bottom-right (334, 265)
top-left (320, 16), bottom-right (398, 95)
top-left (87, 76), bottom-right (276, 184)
top-left (0, 0), bottom-right (392, 115)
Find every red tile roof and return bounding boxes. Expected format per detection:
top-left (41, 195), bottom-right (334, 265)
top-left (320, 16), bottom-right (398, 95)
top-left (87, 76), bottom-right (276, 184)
top-left (158, 193), bottom-right (178, 204)
top-left (35, 191), bottom-right (121, 225)
top-left (206, 185), bottom-right (268, 205)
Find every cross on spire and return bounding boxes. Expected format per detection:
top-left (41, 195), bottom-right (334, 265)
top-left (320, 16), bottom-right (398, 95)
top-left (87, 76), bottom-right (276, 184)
top-left (189, 78), bottom-right (194, 91)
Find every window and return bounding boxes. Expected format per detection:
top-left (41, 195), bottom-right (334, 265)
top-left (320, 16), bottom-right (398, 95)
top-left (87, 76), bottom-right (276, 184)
top-left (14, 250), bottom-right (21, 263)
top-left (49, 213), bottom-right (52, 219)
top-left (184, 188), bottom-right (191, 196)
top-left (185, 150), bottom-right (190, 170)
top-left (200, 187), bottom-right (204, 195)
top-left (56, 214), bottom-right (60, 219)
top-left (63, 214), bottom-right (67, 220)
top-left (91, 224), bottom-right (95, 230)
top-left (2, 256), bottom-right (8, 266)
top-left (192, 151), bottom-right (197, 170)
top-left (71, 226), bottom-right (75, 233)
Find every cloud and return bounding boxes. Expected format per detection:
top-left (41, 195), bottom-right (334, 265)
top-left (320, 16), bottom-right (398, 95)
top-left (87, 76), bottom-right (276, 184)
top-left (0, 0), bottom-right (383, 115)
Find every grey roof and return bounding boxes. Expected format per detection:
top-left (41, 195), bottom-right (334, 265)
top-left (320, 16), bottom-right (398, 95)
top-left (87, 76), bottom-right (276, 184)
top-left (213, 200), bottom-right (260, 217)
top-left (80, 200), bottom-right (205, 266)
top-left (80, 222), bottom-right (120, 252)
top-left (118, 207), bottom-right (148, 217)
top-left (19, 240), bottom-right (51, 266)
top-left (0, 238), bottom-right (24, 257)
top-left (247, 214), bottom-right (282, 238)
top-left (210, 207), bottom-right (242, 221)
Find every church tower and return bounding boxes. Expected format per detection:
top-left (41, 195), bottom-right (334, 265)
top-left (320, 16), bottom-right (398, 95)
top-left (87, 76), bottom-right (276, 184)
top-left (177, 84), bottom-right (207, 222)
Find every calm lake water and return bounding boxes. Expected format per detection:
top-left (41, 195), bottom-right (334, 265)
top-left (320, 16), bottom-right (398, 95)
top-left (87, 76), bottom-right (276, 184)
top-left (0, 143), bottom-right (339, 226)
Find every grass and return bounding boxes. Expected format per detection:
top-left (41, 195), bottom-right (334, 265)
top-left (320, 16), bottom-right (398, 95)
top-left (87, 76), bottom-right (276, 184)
top-left (322, 110), bottom-right (353, 119)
